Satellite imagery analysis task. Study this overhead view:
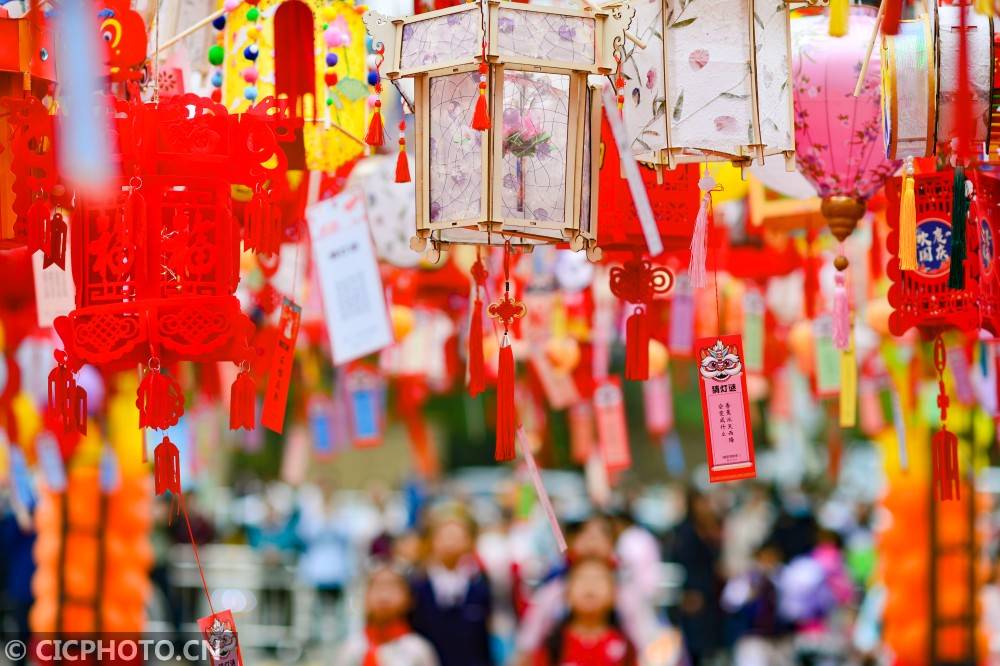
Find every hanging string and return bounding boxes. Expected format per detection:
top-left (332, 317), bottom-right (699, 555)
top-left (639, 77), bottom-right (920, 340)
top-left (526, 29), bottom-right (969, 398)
top-left (153, 0), bottom-right (161, 106)
top-left (178, 496), bottom-right (217, 616)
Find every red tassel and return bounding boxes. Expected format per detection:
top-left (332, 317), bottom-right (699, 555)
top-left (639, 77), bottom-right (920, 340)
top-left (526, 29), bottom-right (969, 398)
top-left (624, 305), bottom-right (649, 381)
top-left (48, 361), bottom-right (86, 435)
top-left (273, 0), bottom-right (317, 121)
top-left (472, 63), bottom-right (491, 131)
top-left (954, 2), bottom-right (972, 163)
top-left (869, 219), bottom-right (883, 284)
top-left (230, 369), bottom-right (256, 430)
top-left (137, 366), bottom-right (184, 430)
top-left (468, 297), bottom-right (485, 397)
top-left (366, 101), bottom-right (384, 147)
top-left (496, 342), bottom-right (516, 461)
top-left (396, 121), bottom-right (411, 183)
top-left (881, 0), bottom-right (902, 35)
top-left (154, 436), bottom-right (181, 496)
top-left (932, 427), bottom-right (960, 501)
top-left (832, 271), bottom-right (849, 350)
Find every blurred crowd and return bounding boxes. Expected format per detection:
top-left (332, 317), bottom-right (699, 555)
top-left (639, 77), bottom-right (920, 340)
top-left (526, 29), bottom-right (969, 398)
top-left (120, 477), bottom-right (891, 666)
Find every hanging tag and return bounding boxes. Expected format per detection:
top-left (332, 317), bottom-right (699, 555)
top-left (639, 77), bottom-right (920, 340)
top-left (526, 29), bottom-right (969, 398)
top-left (662, 431), bottom-right (686, 476)
top-left (947, 345), bottom-right (975, 405)
top-left (516, 428), bottom-right (567, 553)
top-left (37, 434), bottom-right (67, 492)
top-left (308, 399), bottom-right (335, 459)
top-left (99, 445), bottom-right (120, 493)
top-left (346, 367), bottom-right (384, 447)
top-left (8, 445), bottom-right (35, 510)
top-left (308, 191), bottom-right (394, 365)
top-left (262, 299), bottom-right (302, 434)
top-left (668, 276), bottom-right (695, 358)
top-left (889, 389), bottom-right (909, 472)
top-left (813, 316), bottom-right (841, 397)
top-left (695, 335), bottom-right (757, 483)
top-left (858, 379), bottom-right (885, 435)
top-left (530, 352), bottom-right (579, 410)
top-left (568, 402), bottom-right (596, 464)
top-left (972, 341), bottom-right (998, 415)
top-left (742, 288), bottom-right (765, 373)
top-left (643, 373), bottom-right (674, 436)
top-left (198, 609), bottom-right (244, 666)
top-left (585, 450), bottom-right (612, 508)
top-left (32, 228), bottom-right (75, 328)
top-left (594, 377), bottom-right (631, 475)
top-left (839, 344), bottom-right (857, 428)
top-left (770, 365), bottom-right (792, 419)
top-left (280, 426), bottom-right (311, 485)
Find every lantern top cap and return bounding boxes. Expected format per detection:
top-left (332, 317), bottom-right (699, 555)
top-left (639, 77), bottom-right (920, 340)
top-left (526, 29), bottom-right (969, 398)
top-left (364, 0), bottom-right (633, 78)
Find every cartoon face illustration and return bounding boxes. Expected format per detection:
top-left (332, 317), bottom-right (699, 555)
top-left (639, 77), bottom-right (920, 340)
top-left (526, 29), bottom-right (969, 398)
top-left (98, 1), bottom-right (148, 82)
top-left (208, 618), bottom-right (237, 659)
top-left (981, 219), bottom-right (994, 274)
top-left (699, 339), bottom-right (742, 382)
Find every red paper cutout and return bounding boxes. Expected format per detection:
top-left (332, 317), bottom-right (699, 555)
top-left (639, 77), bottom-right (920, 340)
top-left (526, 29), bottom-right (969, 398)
top-left (153, 436), bottom-right (181, 496)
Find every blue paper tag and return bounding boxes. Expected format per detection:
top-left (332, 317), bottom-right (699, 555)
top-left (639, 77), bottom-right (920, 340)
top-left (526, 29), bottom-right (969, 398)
top-left (37, 435), bottom-right (66, 492)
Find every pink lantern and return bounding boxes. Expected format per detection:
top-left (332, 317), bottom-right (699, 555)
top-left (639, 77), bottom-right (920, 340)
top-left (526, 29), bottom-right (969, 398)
top-left (792, 7), bottom-right (900, 272)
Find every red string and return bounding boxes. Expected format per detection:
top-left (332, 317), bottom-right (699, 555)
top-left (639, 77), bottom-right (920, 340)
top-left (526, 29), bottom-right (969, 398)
top-left (178, 495), bottom-right (216, 617)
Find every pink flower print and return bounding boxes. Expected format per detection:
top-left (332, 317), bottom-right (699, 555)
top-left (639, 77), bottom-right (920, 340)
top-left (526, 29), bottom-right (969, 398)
top-left (689, 49), bottom-right (709, 70)
top-left (645, 68), bottom-right (657, 90)
top-left (714, 115), bottom-right (738, 133)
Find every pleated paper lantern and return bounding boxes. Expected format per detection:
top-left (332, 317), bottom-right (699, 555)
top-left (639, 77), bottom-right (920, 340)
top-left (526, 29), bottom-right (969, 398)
top-left (792, 6), bottom-right (901, 271)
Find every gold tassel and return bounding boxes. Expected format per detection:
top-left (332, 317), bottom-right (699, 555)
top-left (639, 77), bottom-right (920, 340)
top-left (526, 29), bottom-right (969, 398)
top-left (839, 335), bottom-right (857, 428)
top-left (898, 157), bottom-right (917, 271)
top-left (829, 0), bottom-right (849, 36)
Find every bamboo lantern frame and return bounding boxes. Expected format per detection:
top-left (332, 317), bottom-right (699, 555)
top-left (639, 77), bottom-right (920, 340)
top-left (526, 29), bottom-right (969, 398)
top-left (364, 0), bottom-right (633, 259)
top-left (620, 0), bottom-right (818, 170)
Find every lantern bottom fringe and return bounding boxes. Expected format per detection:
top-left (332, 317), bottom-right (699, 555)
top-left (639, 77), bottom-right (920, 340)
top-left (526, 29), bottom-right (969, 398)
top-left (395, 148), bottom-right (411, 183)
top-left (365, 110), bottom-right (384, 147)
top-left (624, 307), bottom-right (650, 381)
top-left (468, 298), bottom-right (486, 397)
top-left (472, 93), bottom-right (491, 131)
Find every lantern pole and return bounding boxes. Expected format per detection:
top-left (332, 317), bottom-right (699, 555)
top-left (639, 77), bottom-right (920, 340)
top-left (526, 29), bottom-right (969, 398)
top-left (853, 0), bottom-right (886, 97)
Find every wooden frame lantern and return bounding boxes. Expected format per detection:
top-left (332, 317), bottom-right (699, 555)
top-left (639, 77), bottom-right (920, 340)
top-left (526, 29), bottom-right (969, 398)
top-left (618, 0), bottom-right (807, 168)
top-left (363, 0), bottom-right (633, 259)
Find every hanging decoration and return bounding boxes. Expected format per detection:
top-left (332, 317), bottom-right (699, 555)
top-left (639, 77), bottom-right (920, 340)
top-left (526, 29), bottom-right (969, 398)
top-left (792, 6), bottom-right (900, 271)
top-left (221, 0), bottom-right (368, 172)
top-left (363, 0), bottom-right (633, 256)
top-left (932, 336), bottom-right (960, 501)
top-left (610, 258), bottom-right (674, 381)
top-left (885, 169), bottom-right (980, 336)
top-left (620, 0), bottom-right (804, 168)
top-left (96, 0), bottom-right (149, 83)
top-left (488, 243), bottom-right (526, 462)
top-left (695, 335), bottom-right (756, 483)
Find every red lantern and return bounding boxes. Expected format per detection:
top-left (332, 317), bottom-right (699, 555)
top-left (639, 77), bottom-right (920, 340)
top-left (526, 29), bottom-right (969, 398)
top-left (50, 94), bottom-right (283, 432)
top-left (972, 173), bottom-right (1000, 335)
top-left (886, 170), bottom-right (980, 337)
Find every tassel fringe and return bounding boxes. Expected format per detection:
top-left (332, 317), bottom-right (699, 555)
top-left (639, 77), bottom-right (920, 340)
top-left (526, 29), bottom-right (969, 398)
top-left (689, 192), bottom-right (710, 288)
top-left (468, 297), bottom-right (485, 397)
top-left (624, 306), bottom-right (650, 381)
top-left (828, 0), bottom-right (848, 36)
top-left (495, 341), bottom-right (516, 461)
top-left (948, 167), bottom-right (969, 290)
top-left (898, 165), bottom-right (917, 271)
top-left (832, 271), bottom-right (849, 350)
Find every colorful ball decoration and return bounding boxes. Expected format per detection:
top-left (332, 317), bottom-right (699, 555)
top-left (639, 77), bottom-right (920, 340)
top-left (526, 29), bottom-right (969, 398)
top-left (791, 6), bottom-right (901, 271)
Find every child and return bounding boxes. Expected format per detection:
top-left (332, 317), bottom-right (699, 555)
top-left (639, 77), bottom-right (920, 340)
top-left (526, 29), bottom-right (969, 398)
top-left (534, 558), bottom-right (637, 666)
top-left (410, 505), bottom-right (493, 666)
top-left (333, 562), bottom-right (439, 666)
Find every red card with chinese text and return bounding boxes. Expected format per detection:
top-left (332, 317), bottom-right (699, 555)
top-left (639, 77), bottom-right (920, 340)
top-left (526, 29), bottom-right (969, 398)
top-left (198, 610), bottom-right (244, 666)
top-left (695, 335), bottom-right (756, 483)
top-left (262, 299), bottom-right (302, 433)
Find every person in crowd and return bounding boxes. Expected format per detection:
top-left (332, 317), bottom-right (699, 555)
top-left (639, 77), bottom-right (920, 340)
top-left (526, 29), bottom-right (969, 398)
top-left (334, 561), bottom-right (439, 666)
top-left (245, 488), bottom-right (301, 561)
top-left (0, 496), bottom-right (34, 666)
top-left (533, 558), bottom-right (637, 666)
top-left (297, 481), bottom-right (356, 644)
top-left (410, 504), bottom-right (493, 666)
top-left (669, 489), bottom-right (725, 665)
top-left (722, 540), bottom-right (793, 666)
top-left (721, 484), bottom-right (776, 579)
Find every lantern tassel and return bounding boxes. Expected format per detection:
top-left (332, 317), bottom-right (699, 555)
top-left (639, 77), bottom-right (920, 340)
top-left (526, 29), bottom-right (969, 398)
top-left (832, 271), bottom-right (849, 350)
top-left (898, 161), bottom-right (917, 271)
top-left (624, 305), bottom-right (650, 381)
top-left (869, 218), bottom-right (883, 283)
top-left (154, 436), bottom-right (182, 496)
top-left (689, 191), bottom-right (710, 288)
top-left (948, 167), bottom-right (969, 290)
top-left (472, 63), bottom-right (491, 131)
top-left (932, 427), bottom-right (960, 501)
top-left (229, 369), bottom-right (256, 431)
top-left (839, 344), bottom-right (857, 428)
top-left (828, 0), bottom-right (848, 36)
top-left (468, 296), bottom-right (485, 397)
top-left (496, 340), bottom-right (516, 462)
top-left (395, 134), bottom-right (411, 183)
top-left (365, 101), bottom-right (384, 147)
top-left (882, 0), bottom-right (903, 35)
